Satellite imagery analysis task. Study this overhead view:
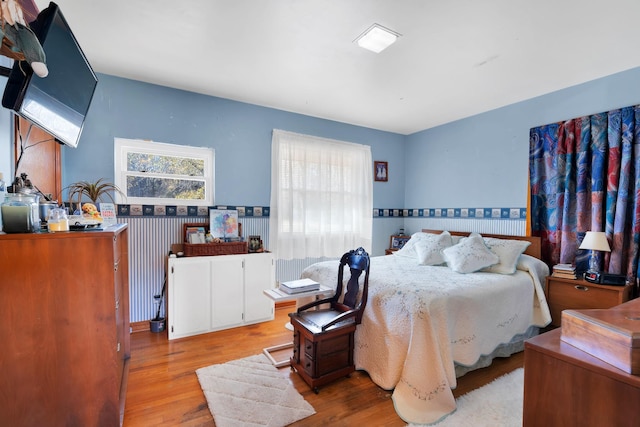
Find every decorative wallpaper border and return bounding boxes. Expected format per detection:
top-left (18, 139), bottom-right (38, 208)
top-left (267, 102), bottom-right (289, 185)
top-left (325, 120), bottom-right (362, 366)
top-left (375, 207), bottom-right (527, 220)
top-left (113, 204), bottom-right (526, 220)
top-left (116, 204), bottom-right (270, 218)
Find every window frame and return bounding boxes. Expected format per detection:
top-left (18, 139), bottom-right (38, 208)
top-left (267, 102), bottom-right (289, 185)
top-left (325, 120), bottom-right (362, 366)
top-left (114, 137), bottom-right (214, 206)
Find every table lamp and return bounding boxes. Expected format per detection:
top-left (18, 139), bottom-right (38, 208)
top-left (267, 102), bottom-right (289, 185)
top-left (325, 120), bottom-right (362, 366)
top-left (578, 231), bottom-right (611, 274)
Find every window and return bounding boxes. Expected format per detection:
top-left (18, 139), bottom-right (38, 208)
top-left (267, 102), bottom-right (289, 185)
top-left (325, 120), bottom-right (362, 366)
top-left (114, 138), bottom-right (214, 206)
top-left (269, 129), bottom-right (373, 260)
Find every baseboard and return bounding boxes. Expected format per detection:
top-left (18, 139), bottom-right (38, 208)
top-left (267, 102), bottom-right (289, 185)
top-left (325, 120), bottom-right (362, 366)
top-left (131, 302), bottom-right (294, 333)
top-left (131, 321), bottom-right (150, 333)
top-left (276, 301), bottom-right (296, 309)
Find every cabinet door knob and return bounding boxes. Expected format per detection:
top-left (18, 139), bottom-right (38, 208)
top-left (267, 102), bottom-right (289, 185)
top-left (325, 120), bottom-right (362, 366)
top-left (575, 285), bottom-right (589, 291)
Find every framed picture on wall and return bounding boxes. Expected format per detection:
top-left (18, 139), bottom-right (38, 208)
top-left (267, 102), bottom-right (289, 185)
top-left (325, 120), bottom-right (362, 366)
top-left (374, 161), bottom-right (388, 182)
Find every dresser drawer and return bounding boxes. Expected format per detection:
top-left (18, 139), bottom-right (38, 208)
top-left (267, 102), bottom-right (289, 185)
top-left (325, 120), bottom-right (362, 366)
top-left (300, 349), bottom-right (315, 377)
top-left (303, 337), bottom-right (315, 358)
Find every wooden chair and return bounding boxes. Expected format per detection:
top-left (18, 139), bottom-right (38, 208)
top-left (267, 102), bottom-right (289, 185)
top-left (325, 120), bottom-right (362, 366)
top-left (289, 247), bottom-right (370, 392)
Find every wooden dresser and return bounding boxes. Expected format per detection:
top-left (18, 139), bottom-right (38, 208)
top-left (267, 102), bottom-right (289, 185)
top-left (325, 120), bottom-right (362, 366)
top-left (523, 298), bottom-right (640, 427)
top-left (0, 224), bottom-right (130, 426)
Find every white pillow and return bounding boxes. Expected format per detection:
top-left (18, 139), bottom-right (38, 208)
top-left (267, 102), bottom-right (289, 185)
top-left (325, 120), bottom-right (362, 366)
top-left (393, 232), bottom-right (432, 259)
top-left (481, 237), bottom-right (531, 275)
top-left (442, 234), bottom-right (499, 273)
top-left (415, 231), bottom-right (453, 265)
top-left (451, 234), bottom-right (464, 245)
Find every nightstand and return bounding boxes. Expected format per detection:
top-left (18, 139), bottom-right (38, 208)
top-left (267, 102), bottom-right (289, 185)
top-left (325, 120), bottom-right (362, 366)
top-left (545, 276), bottom-right (632, 327)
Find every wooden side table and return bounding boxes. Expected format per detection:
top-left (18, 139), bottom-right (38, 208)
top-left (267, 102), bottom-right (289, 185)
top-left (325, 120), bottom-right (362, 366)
top-left (545, 276), bottom-right (632, 327)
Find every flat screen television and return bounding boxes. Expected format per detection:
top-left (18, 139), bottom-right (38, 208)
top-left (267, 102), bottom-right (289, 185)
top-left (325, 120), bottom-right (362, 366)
top-left (2, 2), bottom-right (97, 148)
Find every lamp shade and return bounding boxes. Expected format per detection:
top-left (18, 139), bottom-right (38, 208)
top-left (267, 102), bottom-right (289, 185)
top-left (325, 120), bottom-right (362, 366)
top-left (579, 231), bottom-right (611, 252)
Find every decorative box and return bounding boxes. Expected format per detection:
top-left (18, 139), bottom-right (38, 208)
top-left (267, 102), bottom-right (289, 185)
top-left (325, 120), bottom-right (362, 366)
top-left (182, 222), bottom-right (248, 257)
top-left (561, 305), bottom-right (640, 374)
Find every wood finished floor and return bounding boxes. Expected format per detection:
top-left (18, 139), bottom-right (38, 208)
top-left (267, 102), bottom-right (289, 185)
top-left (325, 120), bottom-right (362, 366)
top-left (123, 306), bottom-right (524, 426)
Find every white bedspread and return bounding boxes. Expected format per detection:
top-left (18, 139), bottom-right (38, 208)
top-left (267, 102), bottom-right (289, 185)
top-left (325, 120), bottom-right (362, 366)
top-left (301, 254), bottom-right (550, 424)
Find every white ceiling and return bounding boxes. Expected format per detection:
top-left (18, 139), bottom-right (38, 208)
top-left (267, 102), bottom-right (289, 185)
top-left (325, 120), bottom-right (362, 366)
top-left (35, 0), bottom-right (640, 135)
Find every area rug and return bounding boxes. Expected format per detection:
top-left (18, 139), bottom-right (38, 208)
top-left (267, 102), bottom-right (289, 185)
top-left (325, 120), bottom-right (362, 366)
top-left (408, 368), bottom-right (523, 427)
top-left (196, 354), bottom-right (315, 427)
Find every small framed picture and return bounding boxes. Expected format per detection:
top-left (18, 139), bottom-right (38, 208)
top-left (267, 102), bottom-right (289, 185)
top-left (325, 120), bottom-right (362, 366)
top-left (374, 161), bottom-right (388, 182)
top-left (185, 225), bottom-right (206, 244)
top-left (390, 235), bottom-right (410, 250)
top-left (248, 235), bottom-right (264, 253)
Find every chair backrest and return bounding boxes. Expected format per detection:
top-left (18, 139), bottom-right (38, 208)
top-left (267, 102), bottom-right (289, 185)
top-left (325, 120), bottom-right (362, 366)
top-left (331, 247), bottom-right (370, 324)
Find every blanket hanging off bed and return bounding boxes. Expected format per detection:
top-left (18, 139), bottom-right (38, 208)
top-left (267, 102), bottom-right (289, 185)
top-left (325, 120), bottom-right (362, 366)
top-left (301, 253), bottom-right (550, 424)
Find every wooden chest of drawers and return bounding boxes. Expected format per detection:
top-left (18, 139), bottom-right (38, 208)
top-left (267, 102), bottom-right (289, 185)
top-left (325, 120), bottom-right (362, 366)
top-left (545, 276), bottom-right (632, 327)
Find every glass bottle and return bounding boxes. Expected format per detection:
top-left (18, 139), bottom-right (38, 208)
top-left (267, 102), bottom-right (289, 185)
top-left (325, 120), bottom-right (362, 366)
top-left (47, 207), bottom-right (69, 232)
top-left (1, 192), bottom-right (40, 233)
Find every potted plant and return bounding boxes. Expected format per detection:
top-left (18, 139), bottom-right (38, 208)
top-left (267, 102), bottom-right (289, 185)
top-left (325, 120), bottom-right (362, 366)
top-left (66, 178), bottom-right (124, 213)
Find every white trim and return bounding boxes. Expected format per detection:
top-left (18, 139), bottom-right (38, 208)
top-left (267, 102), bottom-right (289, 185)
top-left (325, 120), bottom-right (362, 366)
top-left (114, 138), bottom-right (214, 206)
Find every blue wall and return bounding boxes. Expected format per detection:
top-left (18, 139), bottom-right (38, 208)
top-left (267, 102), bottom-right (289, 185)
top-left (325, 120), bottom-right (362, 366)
top-left (3, 67), bottom-right (639, 253)
top-left (62, 74), bottom-right (407, 254)
top-left (404, 67), bottom-right (640, 210)
top-left (67, 74), bottom-right (405, 209)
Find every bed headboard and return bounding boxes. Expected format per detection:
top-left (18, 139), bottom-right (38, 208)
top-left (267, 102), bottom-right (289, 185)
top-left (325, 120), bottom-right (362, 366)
top-left (421, 229), bottom-right (542, 259)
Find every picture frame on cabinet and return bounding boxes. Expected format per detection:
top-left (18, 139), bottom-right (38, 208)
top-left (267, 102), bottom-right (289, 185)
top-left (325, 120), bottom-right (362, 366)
top-left (248, 235), bottom-right (264, 253)
top-left (209, 208), bottom-right (239, 240)
top-left (374, 161), bottom-right (388, 182)
top-left (185, 225), bottom-right (206, 244)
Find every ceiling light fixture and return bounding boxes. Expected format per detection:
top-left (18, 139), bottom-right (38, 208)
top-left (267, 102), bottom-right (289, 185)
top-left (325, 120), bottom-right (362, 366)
top-left (354, 23), bottom-right (400, 53)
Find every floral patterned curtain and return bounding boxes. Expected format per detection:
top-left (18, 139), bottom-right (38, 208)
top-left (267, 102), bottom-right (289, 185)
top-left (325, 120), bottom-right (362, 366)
top-left (529, 105), bottom-right (640, 283)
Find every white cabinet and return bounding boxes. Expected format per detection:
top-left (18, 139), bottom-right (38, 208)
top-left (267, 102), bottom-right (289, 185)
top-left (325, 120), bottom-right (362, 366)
top-left (168, 252), bottom-right (275, 340)
top-left (211, 255), bottom-right (244, 330)
top-left (168, 256), bottom-right (212, 339)
top-left (244, 253), bottom-right (277, 323)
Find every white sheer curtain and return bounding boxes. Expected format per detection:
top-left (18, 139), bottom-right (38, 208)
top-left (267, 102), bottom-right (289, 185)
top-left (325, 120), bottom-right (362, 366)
top-left (269, 129), bottom-right (373, 260)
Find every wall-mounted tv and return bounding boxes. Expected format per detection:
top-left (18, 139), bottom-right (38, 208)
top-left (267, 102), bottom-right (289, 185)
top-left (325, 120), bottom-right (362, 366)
top-left (2, 2), bottom-right (97, 148)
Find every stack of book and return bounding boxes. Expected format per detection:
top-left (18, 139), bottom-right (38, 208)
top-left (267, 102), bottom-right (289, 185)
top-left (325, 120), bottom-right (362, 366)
top-left (552, 263), bottom-right (577, 279)
top-left (279, 278), bottom-right (320, 294)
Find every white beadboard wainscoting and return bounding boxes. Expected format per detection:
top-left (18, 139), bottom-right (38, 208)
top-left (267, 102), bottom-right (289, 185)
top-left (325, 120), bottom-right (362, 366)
top-left (123, 216), bottom-right (524, 323)
top-left (403, 217), bottom-right (526, 237)
top-left (122, 216), bottom-right (332, 323)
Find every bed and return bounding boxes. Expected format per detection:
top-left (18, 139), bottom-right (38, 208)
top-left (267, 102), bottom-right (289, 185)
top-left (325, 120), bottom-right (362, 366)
top-left (300, 230), bottom-right (551, 425)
